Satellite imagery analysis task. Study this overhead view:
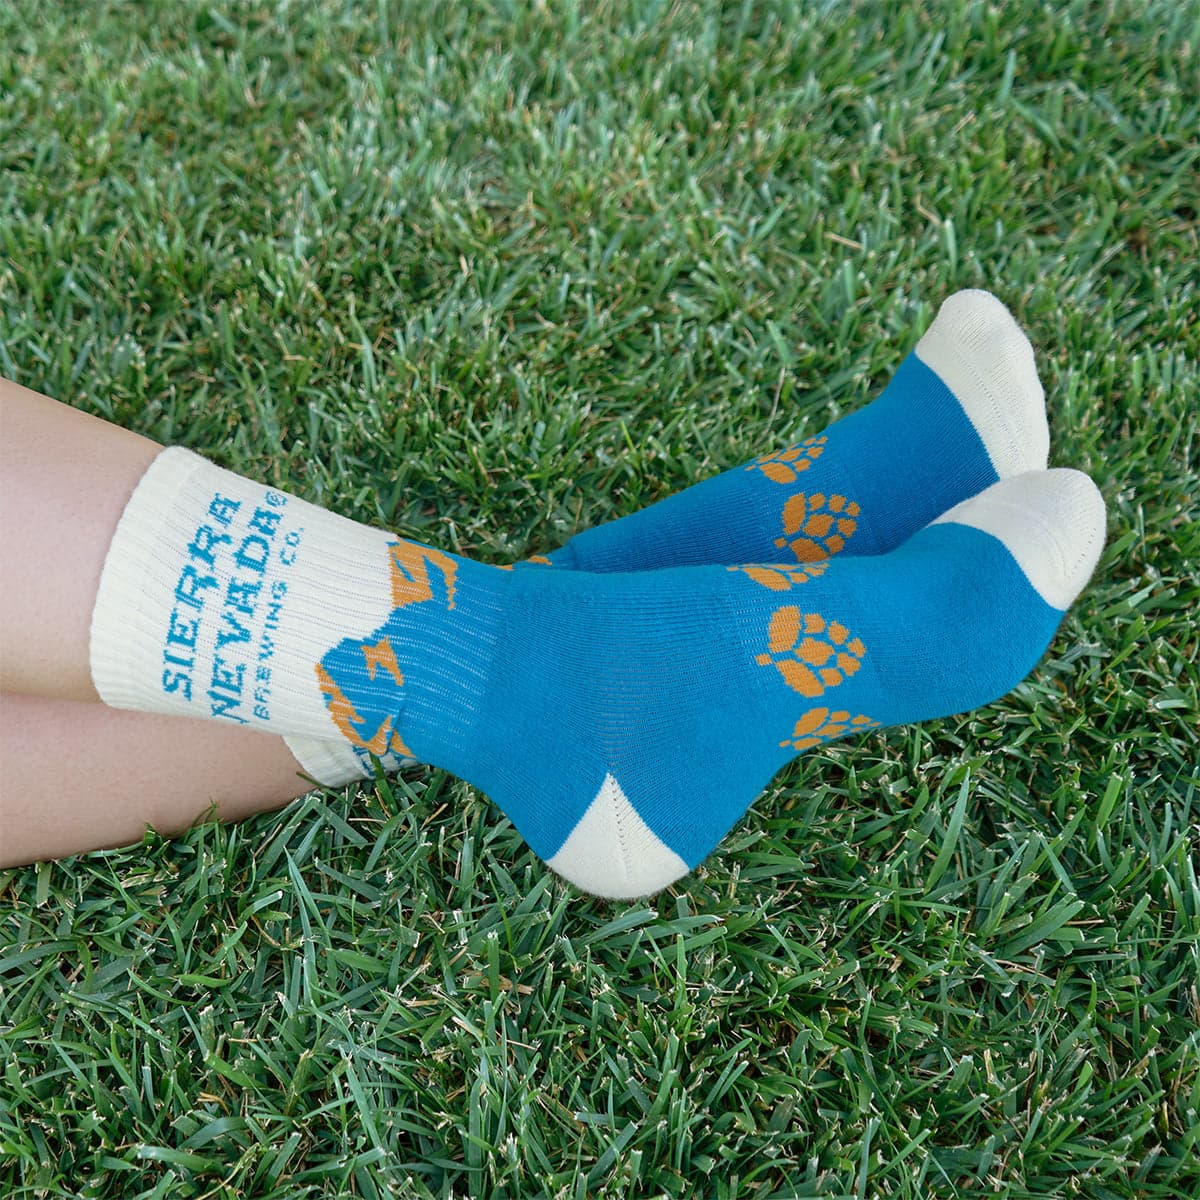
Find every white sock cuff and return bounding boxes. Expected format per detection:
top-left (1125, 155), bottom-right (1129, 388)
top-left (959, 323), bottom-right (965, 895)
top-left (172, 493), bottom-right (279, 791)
top-left (89, 446), bottom-right (399, 739)
top-left (914, 289), bottom-right (1050, 478)
top-left (90, 447), bottom-right (223, 710)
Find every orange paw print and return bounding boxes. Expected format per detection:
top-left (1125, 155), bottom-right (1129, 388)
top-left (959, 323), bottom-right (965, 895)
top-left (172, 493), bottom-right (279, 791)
top-left (776, 492), bottom-right (860, 562)
top-left (780, 707), bottom-right (878, 752)
top-left (756, 608), bottom-right (866, 698)
top-left (728, 562), bottom-right (828, 591)
top-left (748, 436), bottom-right (826, 484)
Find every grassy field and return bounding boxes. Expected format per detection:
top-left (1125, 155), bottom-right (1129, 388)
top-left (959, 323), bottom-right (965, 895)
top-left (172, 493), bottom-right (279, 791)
top-left (1, 1), bottom-right (1197, 1196)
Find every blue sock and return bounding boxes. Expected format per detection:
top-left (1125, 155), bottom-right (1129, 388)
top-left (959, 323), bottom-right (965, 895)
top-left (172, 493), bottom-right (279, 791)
top-left (312, 471), bottom-right (1103, 897)
top-left (550, 290), bottom-right (1049, 572)
top-left (281, 288), bottom-right (1049, 781)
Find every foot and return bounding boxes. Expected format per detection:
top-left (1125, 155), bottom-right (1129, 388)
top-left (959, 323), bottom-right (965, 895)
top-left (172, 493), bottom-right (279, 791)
top-left (548, 290), bottom-right (1049, 571)
top-left (315, 470), bottom-right (1104, 897)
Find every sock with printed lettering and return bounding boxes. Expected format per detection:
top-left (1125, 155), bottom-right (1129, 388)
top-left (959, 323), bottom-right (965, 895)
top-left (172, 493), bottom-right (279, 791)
top-left (90, 450), bottom-right (1104, 898)
top-left (549, 289), bottom-right (1049, 571)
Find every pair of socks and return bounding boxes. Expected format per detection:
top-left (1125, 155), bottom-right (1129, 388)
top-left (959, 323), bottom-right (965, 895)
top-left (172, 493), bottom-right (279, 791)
top-left (89, 291), bottom-right (1105, 897)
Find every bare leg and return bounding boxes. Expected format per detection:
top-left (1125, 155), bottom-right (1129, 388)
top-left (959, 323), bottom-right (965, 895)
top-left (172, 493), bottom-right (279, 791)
top-left (0, 692), bottom-right (315, 866)
top-left (0, 378), bottom-right (161, 699)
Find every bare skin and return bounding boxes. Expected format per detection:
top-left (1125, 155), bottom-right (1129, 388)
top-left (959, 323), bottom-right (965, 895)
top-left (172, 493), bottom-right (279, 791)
top-left (0, 692), bottom-right (311, 866)
top-left (1, 380), bottom-right (160, 699)
top-left (0, 379), bottom-right (315, 867)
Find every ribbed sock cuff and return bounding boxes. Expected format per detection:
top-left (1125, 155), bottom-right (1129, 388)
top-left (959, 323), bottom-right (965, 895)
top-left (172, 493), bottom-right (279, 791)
top-left (88, 447), bottom-right (399, 740)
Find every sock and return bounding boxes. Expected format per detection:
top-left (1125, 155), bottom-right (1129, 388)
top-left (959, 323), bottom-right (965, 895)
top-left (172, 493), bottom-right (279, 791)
top-left (287, 287), bottom-right (1049, 783)
top-left (549, 289), bottom-right (1049, 571)
top-left (91, 451), bottom-right (1104, 898)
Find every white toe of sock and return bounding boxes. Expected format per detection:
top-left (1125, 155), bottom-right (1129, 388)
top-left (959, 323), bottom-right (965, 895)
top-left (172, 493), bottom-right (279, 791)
top-left (915, 289), bottom-right (1050, 478)
top-left (547, 773), bottom-right (689, 898)
top-left (934, 470), bottom-right (1107, 610)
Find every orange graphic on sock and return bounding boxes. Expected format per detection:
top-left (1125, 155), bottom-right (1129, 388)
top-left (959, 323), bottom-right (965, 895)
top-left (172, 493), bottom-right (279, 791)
top-left (388, 542), bottom-right (458, 610)
top-left (776, 492), bottom-right (860, 562)
top-left (729, 562), bottom-right (829, 591)
top-left (748, 436), bottom-right (826, 484)
top-left (361, 637), bottom-right (404, 685)
top-left (315, 663), bottom-right (414, 757)
top-left (780, 707), bottom-right (878, 751)
top-left (756, 608), bottom-right (866, 697)
top-left (498, 553), bottom-right (554, 572)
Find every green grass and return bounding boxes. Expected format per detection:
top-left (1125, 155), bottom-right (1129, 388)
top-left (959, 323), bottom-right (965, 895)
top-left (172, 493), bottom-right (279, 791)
top-left (1, 0), bottom-right (1197, 1196)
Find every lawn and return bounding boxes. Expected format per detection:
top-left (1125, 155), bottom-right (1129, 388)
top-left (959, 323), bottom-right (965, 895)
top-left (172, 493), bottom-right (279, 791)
top-left (1, 1), bottom-right (1197, 1197)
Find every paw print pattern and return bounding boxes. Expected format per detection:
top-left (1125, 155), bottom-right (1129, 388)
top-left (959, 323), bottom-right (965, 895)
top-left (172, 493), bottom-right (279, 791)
top-left (748, 436), bottom-right (826, 484)
top-left (728, 562), bottom-right (829, 592)
top-left (756, 607), bottom-right (866, 698)
top-left (776, 492), bottom-right (860, 562)
top-left (780, 707), bottom-right (878, 752)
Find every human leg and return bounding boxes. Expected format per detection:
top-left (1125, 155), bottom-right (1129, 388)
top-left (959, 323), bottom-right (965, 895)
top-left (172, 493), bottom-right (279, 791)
top-left (0, 371), bottom-right (1104, 896)
top-left (0, 378), bottom-right (160, 701)
top-left (0, 383), bottom-right (329, 868)
top-left (0, 692), bottom-right (312, 867)
top-left (285, 288), bottom-right (1054, 784)
top-left (0, 289), bottom-right (1042, 712)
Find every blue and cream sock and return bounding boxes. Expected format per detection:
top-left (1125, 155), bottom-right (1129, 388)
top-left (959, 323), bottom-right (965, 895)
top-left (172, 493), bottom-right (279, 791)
top-left (90, 451), bottom-right (1104, 898)
top-left (550, 289), bottom-right (1049, 571)
top-left (285, 288), bottom-right (1049, 781)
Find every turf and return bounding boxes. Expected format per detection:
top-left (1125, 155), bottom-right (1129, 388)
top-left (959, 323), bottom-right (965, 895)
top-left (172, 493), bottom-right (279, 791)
top-left (0, 1), bottom-right (1197, 1196)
